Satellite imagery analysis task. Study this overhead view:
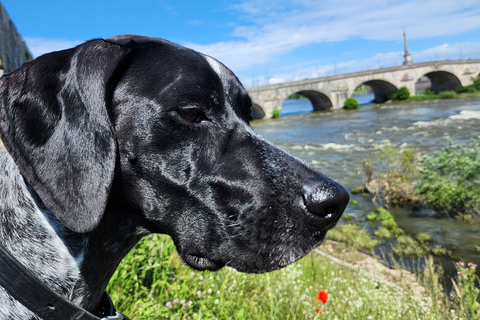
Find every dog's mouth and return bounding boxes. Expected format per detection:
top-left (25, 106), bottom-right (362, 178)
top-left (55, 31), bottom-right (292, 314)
top-left (183, 254), bottom-right (226, 271)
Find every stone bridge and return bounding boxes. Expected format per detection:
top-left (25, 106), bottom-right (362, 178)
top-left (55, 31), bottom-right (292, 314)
top-left (248, 59), bottom-right (480, 119)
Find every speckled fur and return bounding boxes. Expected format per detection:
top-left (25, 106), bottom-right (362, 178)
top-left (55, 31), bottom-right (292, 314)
top-left (0, 35), bottom-right (348, 319)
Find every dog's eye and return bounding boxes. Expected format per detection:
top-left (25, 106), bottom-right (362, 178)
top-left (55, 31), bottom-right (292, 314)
top-left (178, 108), bottom-right (206, 123)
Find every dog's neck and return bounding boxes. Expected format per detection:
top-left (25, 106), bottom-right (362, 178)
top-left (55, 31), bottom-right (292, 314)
top-left (0, 153), bottom-right (145, 313)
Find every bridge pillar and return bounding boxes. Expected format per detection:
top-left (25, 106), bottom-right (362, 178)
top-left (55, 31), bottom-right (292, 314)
top-left (331, 90), bottom-right (349, 109)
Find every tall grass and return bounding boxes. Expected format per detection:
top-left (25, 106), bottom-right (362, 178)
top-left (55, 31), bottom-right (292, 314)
top-left (107, 234), bottom-right (465, 320)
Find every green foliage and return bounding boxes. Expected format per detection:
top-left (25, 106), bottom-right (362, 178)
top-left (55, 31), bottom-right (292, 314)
top-left (472, 76), bottom-right (480, 90)
top-left (366, 212), bottom-right (377, 222)
top-left (343, 97), bottom-right (360, 110)
top-left (391, 86), bottom-right (410, 101)
top-left (364, 141), bottom-right (421, 207)
top-left (326, 224), bottom-right (381, 250)
top-left (456, 85), bottom-right (477, 94)
top-left (453, 261), bottom-right (480, 319)
top-left (271, 109), bottom-right (280, 119)
top-left (417, 138), bottom-right (480, 217)
top-left (416, 233), bottom-right (431, 243)
top-left (374, 227), bottom-right (394, 239)
top-left (107, 233), bottom-right (459, 319)
top-left (392, 235), bottom-right (428, 257)
top-left (365, 138), bottom-right (480, 218)
top-left (421, 89), bottom-right (438, 97)
top-left (438, 91), bottom-right (456, 99)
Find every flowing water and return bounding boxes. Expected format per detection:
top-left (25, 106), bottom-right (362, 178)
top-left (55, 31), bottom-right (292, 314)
top-left (252, 95), bottom-right (480, 278)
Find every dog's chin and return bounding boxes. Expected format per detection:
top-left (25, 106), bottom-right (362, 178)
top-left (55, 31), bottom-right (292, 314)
top-left (183, 254), bottom-right (226, 271)
top-left (181, 231), bottom-right (328, 273)
top-left (226, 231), bottom-right (328, 274)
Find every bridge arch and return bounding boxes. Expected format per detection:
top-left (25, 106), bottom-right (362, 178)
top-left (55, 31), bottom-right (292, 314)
top-left (422, 71), bottom-right (461, 93)
top-left (285, 90), bottom-right (333, 111)
top-left (252, 103), bottom-right (266, 119)
top-left (358, 80), bottom-right (398, 103)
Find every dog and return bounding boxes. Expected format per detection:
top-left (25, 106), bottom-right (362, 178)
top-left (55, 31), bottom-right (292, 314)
top-left (0, 35), bottom-right (349, 319)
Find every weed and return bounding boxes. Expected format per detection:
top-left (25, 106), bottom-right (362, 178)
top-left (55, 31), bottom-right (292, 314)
top-left (452, 261), bottom-right (480, 319)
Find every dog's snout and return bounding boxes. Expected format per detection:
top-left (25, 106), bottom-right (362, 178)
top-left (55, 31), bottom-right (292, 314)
top-left (303, 179), bottom-right (349, 229)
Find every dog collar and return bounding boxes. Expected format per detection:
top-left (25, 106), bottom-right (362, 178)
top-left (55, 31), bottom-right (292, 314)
top-left (0, 244), bottom-right (129, 320)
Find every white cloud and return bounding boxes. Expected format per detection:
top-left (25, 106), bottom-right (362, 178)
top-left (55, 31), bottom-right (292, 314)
top-left (24, 37), bottom-right (84, 58)
top-left (185, 0), bottom-right (480, 77)
top-left (243, 39), bottom-right (480, 87)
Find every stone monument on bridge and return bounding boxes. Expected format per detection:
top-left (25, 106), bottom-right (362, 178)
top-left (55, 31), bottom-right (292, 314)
top-left (402, 31), bottom-right (414, 66)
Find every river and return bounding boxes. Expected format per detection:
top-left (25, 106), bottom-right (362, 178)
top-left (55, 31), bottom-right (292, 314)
top-left (252, 95), bottom-right (480, 279)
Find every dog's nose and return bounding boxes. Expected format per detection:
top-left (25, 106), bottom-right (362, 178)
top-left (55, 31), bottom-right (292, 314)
top-left (303, 179), bottom-right (349, 229)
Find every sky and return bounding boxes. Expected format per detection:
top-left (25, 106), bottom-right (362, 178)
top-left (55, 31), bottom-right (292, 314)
top-left (3, 0), bottom-right (480, 88)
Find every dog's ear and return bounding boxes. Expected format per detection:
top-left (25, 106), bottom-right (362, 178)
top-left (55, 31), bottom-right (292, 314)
top-left (0, 39), bottom-right (132, 233)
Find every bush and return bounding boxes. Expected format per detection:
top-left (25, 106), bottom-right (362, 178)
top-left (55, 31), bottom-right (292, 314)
top-left (392, 86), bottom-right (410, 101)
top-left (455, 85), bottom-right (476, 94)
top-left (438, 91), bottom-right (456, 99)
top-left (472, 76), bottom-right (480, 90)
top-left (455, 85), bottom-right (468, 93)
top-left (271, 109), bottom-right (280, 119)
top-left (343, 97), bottom-right (359, 110)
top-left (363, 141), bottom-right (422, 207)
top-left (417, 138), bottom-right (480, 216)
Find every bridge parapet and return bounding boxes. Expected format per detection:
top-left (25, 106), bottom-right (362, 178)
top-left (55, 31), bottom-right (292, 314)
top-left (248, 59), bottom-right (480, 119)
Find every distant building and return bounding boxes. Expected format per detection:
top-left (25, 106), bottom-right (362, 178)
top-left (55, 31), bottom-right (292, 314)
top-left (0, 1), bottom-right (32, 74)
top-left (402, 31), bottom-right (414, 66)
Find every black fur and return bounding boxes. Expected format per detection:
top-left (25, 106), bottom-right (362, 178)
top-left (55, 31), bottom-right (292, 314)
top-left (0, 35), bottom-right (349, 318)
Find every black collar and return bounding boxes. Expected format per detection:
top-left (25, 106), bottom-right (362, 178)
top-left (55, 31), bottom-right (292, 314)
top-left (0, 244), bottom-right (129, 320)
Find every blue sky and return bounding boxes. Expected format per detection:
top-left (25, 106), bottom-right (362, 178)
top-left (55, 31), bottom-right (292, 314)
top-left (3, 0), bottom-right (480, 87)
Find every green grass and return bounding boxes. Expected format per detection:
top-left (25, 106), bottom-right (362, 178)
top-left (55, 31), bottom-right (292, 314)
top-left (107, 234), bottom-right (468, 320)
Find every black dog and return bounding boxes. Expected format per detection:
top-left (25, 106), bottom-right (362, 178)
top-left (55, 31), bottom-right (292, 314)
top-left (0, 35), bottom-right (349, 319)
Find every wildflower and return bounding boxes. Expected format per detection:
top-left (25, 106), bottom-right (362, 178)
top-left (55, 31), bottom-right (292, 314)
top-left (314, 289), bottom-right (329, 319)
top-left (317, 290), bottom-right (329, 304)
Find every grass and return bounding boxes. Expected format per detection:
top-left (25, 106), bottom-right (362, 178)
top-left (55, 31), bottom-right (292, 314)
top-left (107, 232), bottom-right (477, 320)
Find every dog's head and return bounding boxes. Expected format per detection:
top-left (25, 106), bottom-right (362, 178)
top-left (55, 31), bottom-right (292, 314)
top-left (0, 35), bottom-right (348, 273)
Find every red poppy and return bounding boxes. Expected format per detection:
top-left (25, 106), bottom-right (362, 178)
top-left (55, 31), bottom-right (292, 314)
top-left (315, 308), bottom-right (323, 314)
top-left (317, 290), bottom-right (328, 304)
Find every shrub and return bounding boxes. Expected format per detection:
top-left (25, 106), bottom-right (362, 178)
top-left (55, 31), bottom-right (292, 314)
top-left (343, 97), bottom-right (359, 110)
top-left (438, 91), bottom-right (456, 99)
top-left (391, 86), bottom-right (410, 101)
top-left (364, 141), bottom-right (422, 207)
top-left (421, 89), bottom-right (437, 97)
top-left (455, 85), bottom-right (468, 93)
top-left (472, 76), bottom-right (480, 90)
top-left (271, 109), bottom-right (280, 119)
top-left (417, 138), bottom-right (480, 216)
top-left (455, 85), bottom-right (476, 94)
top-left (466, 86), bottom-right (478, 93)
